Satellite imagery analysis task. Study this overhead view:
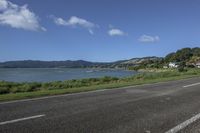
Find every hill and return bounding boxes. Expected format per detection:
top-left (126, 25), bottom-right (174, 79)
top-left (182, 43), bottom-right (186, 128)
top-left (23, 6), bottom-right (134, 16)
top-left (0, 57), bottom-right (162, 68)
top-left (0, 60), bottom-right (104, 68)
top-left (0, 47), bottom-right (199, 69)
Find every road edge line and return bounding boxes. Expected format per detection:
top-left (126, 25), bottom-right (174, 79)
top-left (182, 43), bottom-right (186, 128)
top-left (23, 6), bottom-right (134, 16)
top-left (0, 114), bottom-right (45, 125)
top-left (165, 113), bottom-right (200, 133)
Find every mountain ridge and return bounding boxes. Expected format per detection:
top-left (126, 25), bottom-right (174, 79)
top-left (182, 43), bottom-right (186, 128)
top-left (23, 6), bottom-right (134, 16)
top-left (0, 56), bottom-right (161, 68)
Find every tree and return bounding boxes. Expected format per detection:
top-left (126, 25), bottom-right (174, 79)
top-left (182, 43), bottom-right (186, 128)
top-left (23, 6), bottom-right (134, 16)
top-left (178, 61), bottom-right (186, 72)
top-left (165, 52), bottom-right (176, 63)
top-left (174, 48), bottom-right (192, 62)
top-left (192, 47), bottom-right (200, 57)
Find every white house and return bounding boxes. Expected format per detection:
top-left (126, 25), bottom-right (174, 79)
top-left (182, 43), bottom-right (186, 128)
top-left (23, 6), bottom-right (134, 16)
top-left (169, 62), bottom-right (179, 68)
top-left (196, 62), bottom-right (200, 68)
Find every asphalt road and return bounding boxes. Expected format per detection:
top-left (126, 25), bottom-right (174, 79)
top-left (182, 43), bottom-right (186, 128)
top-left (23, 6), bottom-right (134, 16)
top-left (1, 77), bottom-right (200, 133)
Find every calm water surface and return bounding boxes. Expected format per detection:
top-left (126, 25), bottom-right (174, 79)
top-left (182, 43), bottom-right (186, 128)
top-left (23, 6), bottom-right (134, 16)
top-left (0, 68), bottom-right (137, 82)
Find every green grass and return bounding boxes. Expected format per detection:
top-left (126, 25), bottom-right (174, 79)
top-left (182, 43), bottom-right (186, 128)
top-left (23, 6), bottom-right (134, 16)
top-left (0, 68), bottom-right (200, 102)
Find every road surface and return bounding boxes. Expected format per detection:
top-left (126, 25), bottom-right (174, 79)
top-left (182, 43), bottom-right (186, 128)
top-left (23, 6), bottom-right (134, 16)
top-left (1, 77), bottom-right (200, 133)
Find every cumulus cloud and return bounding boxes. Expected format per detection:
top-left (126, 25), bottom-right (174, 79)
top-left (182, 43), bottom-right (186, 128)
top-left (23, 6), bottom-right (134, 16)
top-left (108, 28), bottom-right (125, 36)
top-left (138, 35), bottom-right (160, 43)
top-left (0, 0), bottom-right (45, 31)
top-left (52, 16), bottom-right (98, 34)
top-left (0, 0), bottom-right (8, 10)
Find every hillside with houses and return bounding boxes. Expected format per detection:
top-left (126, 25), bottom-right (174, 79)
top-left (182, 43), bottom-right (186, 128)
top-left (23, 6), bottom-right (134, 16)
top-left (128, 47), bottom-right (200, 71)
top-left (164, 47), bottom-right (200, 68)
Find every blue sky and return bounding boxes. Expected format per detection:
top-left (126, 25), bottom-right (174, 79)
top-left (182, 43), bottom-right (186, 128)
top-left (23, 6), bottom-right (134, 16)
top-left (0, 0), bottom-right (200, 62)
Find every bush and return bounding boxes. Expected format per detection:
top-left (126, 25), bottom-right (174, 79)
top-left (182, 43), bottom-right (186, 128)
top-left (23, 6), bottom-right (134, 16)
top-left (100, 76), bottom-right (118, 83)
top-left (178, 66), bottom-right (187, 72)
top-left (0, 87), bottom-right (10, 94)
top-left (9, 87), bottom-right (20, 93)
top-left (178, 61), bottom-right (187, 72)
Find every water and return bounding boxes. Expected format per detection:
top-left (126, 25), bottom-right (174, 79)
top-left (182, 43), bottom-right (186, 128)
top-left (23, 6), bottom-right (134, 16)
top-left (0, 68), bottom-right (137, 82)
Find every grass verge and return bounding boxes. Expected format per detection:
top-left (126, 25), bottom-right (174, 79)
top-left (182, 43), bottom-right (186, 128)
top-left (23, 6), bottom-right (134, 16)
top-left (0, 68), bottom-right (200, 102)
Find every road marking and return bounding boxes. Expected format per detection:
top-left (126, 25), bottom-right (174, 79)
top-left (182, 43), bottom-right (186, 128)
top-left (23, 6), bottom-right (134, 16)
top-left (0, 114), bottom-right (45, 125)
top-left (165, 113), bottom-right (200, 133)
top-left (183, 82), bottom-right (200, 88)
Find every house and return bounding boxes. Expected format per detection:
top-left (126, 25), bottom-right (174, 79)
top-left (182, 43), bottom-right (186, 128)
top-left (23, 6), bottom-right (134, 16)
top-left (196, 62), bottom-right (200, 68)
top-left (186, 62), bottom-right (196, 68)
top-left (168, 62), bottom-right (179, 68)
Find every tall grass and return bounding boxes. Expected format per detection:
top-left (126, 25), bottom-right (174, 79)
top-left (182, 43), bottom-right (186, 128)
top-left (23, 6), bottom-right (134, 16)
top-left (0, 76), bottom-right (119, 94)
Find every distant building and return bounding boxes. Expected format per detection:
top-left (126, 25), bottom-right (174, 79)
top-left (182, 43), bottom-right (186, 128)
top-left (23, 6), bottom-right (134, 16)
top-left (169, 62), bottom-right (179, 68)
top-left (196, 62), bottom-right (200, 68)
top-left (186, 62), bottom-right (196, 68)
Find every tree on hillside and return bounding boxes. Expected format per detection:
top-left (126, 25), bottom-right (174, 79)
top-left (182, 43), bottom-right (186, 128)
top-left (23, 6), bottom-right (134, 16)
top-left (192, 47), bottom-right (200, 57)
top-left (178, 61), bottom-right (187, 72)
top-left (165, 52), bottom-right (176, 62)
top-left (174, 48), bottom-right (192, 62)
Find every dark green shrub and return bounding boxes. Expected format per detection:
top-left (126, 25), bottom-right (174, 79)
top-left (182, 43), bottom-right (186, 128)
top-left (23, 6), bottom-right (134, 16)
top-left (100, 76), bottom-right (115, 83)
top-left (10, 87), bottom-right (20, 93)
top-left (0, 87), bottom-right (10, 94)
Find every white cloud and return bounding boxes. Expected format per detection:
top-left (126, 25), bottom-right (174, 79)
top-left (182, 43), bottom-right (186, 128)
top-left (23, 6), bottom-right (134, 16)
top-left (0, 0), bottom-right (45, 31)
top-left (54, 17), bottom-right (67, 26)
top-left (0, 0), bottom-right (8, 10)
top-left (138, 35), bottom-right (160, 43)
top-left (108, 28), bottom-right (125, 36)
top-left (52, 16), bottom-right (97, 34)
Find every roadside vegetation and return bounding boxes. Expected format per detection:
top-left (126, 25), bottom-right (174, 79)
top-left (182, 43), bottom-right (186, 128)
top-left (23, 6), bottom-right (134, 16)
top-left (0, 68), bottom-right (200, 101)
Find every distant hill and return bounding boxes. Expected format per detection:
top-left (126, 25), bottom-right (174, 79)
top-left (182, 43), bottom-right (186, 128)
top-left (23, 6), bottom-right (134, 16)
top-left (0, 57), bottom-right (162, 68)
top-left (121, 57), bottom-right (162, 65)
top-left (0, 60), bottom-right (103, 68)
top-left (1, 47), bottom-right (198, 69)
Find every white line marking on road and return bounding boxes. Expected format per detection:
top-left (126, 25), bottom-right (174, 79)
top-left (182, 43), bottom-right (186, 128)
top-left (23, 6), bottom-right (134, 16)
top-left (0, 114), bottom-right (45, 125)
top-left (165, 113), bottom-right (200, 133)
top-left (183, 82), bottom-right (200, 88)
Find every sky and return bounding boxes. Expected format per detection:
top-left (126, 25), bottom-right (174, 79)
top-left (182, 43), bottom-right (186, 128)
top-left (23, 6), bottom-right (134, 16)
top-left (0, 0), bottom-right (200, 62)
